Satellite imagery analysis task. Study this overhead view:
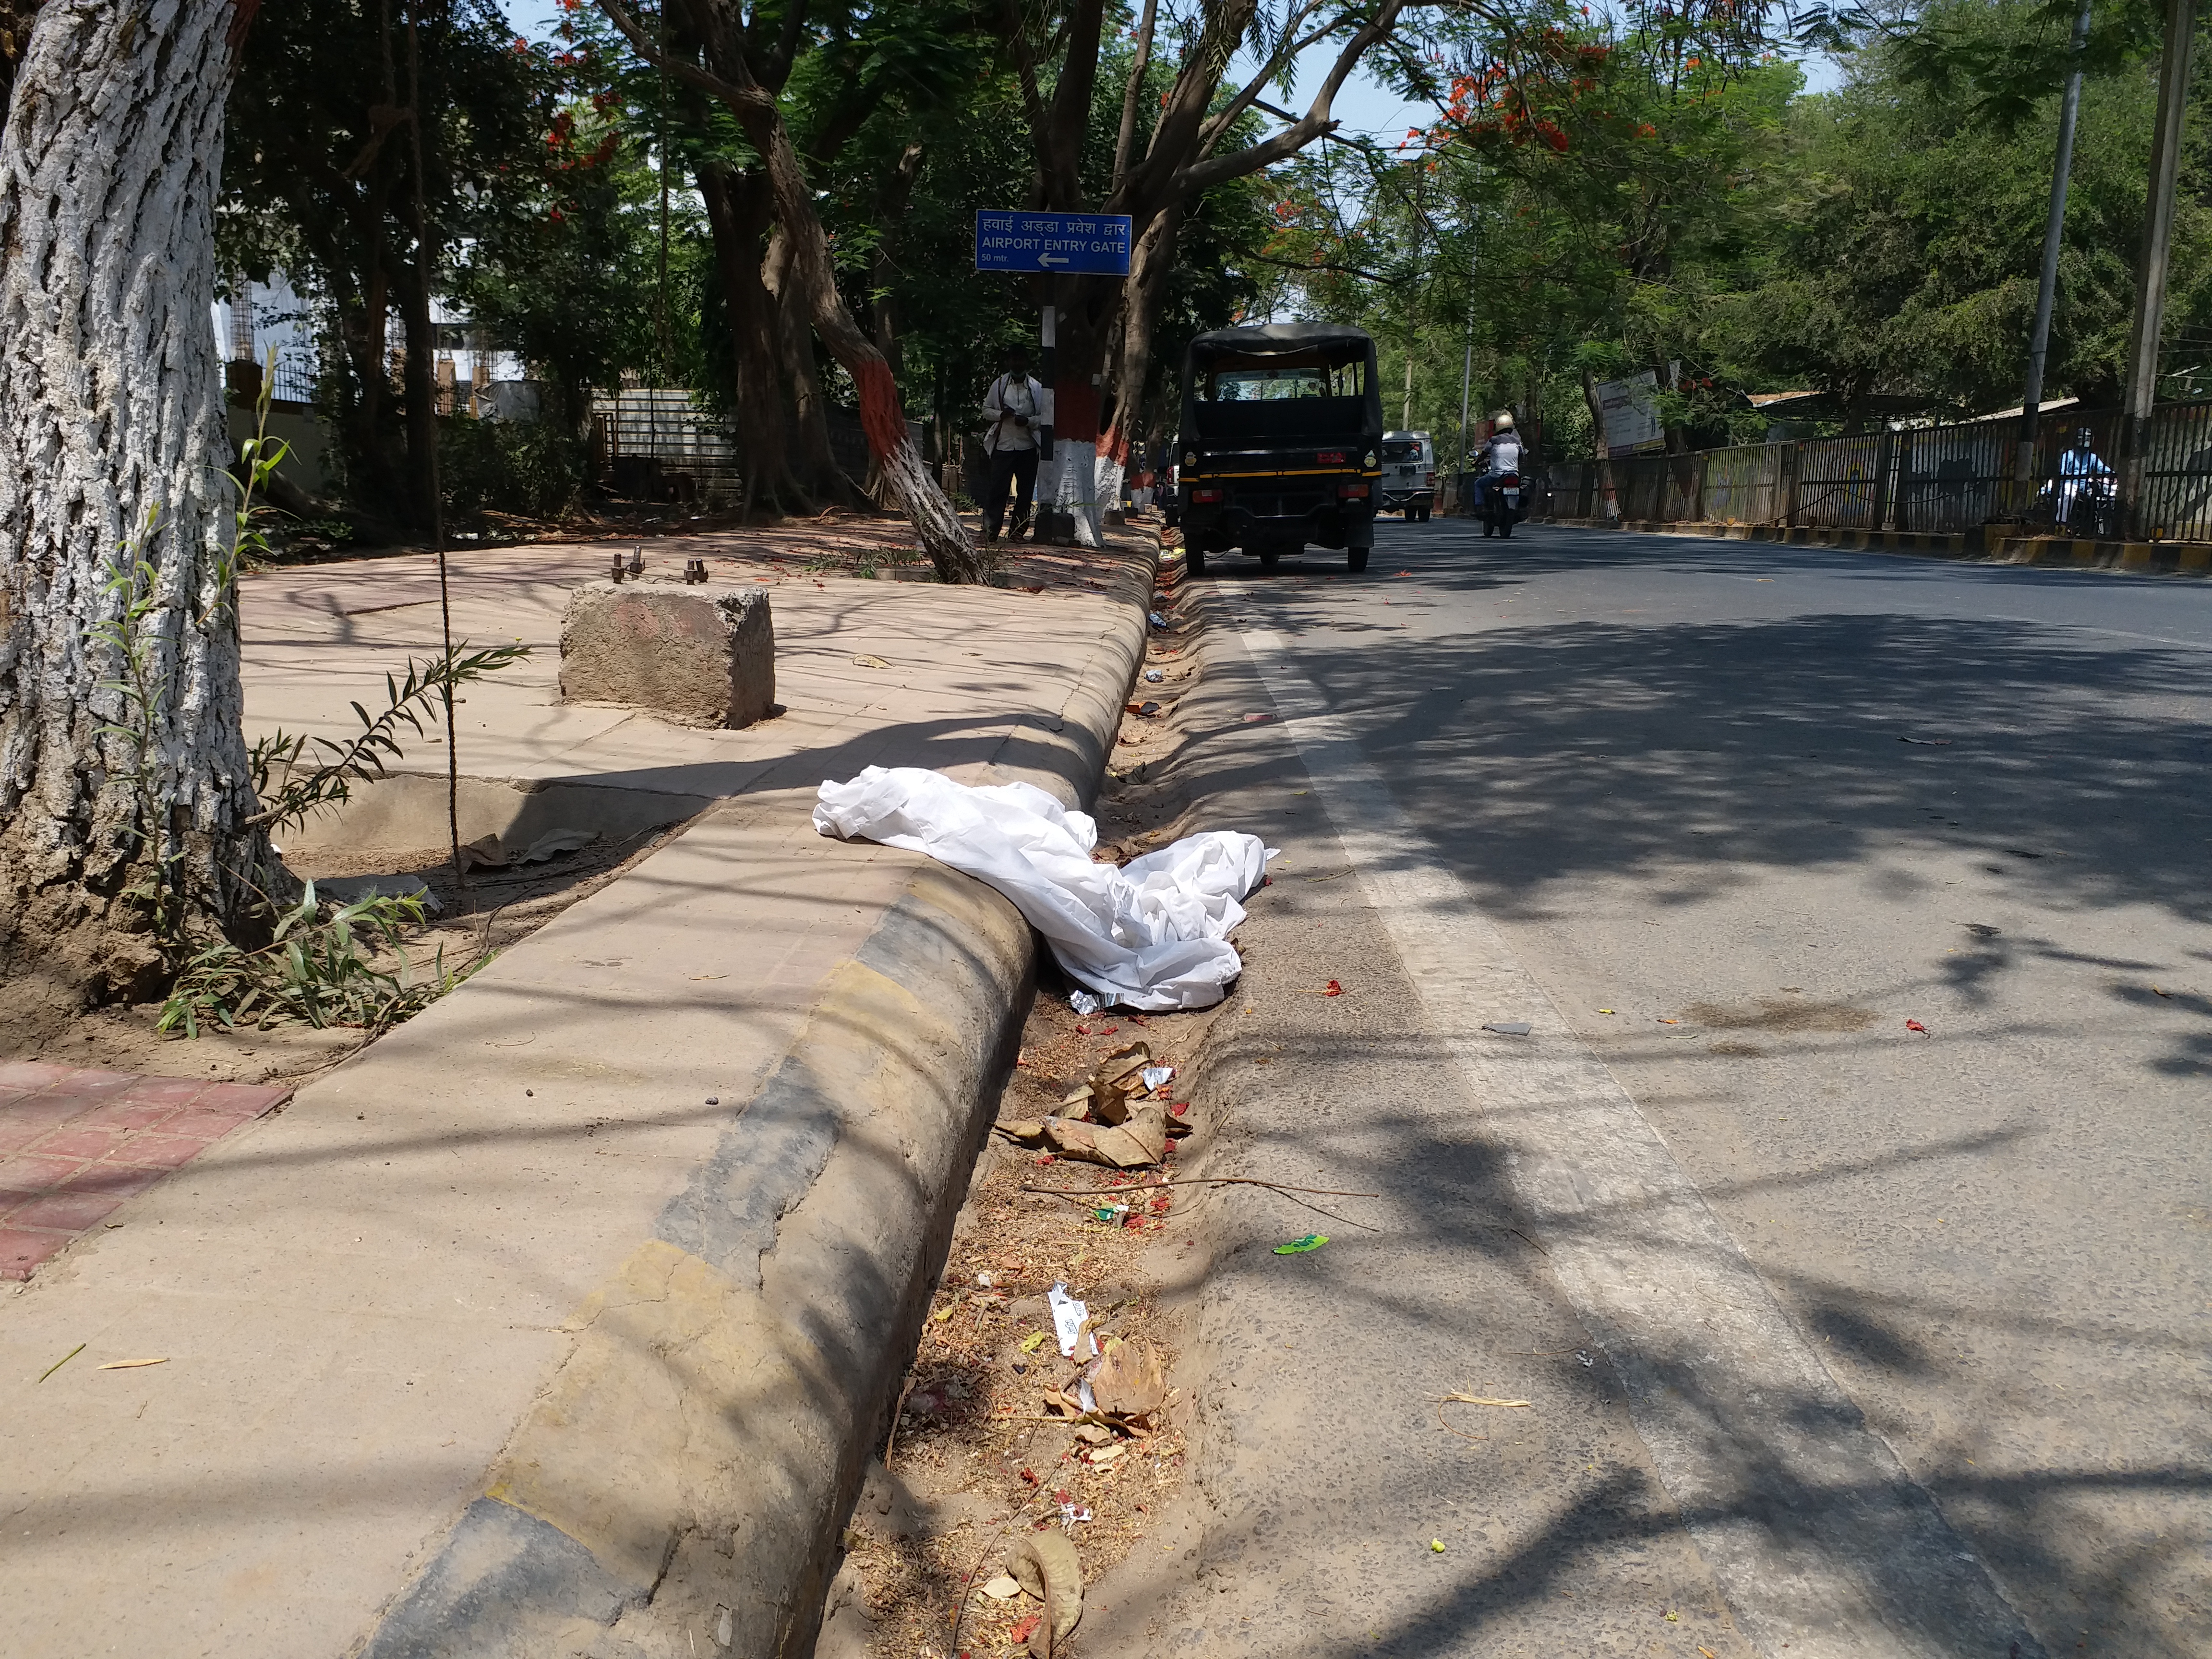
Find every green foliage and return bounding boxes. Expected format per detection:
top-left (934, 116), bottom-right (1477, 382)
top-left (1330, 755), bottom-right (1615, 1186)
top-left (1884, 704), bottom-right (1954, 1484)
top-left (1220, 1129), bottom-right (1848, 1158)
top-left (1262, 0), bottom-right (2212, 455)
top-left (439, 416), bottom-right (590, 522)
top-left (248, 640), bottom-right (532, 838)
top-left (158, 881), bottom-right (486, 1038)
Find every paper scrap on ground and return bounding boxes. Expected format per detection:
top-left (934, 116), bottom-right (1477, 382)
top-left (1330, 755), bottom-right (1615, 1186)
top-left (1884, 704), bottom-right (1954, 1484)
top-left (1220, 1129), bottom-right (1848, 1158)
top-left (814, 766), bottom-right (1274, 1010)
top-left (1047, 1283), bottom-right (1095, 1359)
top-left (1274, 1234), bottom-right (1329, 1254)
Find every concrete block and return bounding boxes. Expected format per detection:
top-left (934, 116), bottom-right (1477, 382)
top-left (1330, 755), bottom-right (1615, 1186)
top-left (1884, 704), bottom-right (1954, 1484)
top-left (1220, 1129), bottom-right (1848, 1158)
top-left (559, 579), bottom-right (775, 728)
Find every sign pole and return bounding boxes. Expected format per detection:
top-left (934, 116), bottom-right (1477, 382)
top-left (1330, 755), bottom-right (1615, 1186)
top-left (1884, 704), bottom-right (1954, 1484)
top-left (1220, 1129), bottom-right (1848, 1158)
top-left (1039, 304), bottom-right (1058, 540)
top-left (974, 211), bottom-right (1131, 547)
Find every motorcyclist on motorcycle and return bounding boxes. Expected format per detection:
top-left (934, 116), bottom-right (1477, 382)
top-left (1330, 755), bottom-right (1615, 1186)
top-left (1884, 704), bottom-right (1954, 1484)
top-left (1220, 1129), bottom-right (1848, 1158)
top-left (1470, 412), bottom-right (1524, 516)
top-left (2053, 426), bottom-right (2114, 532)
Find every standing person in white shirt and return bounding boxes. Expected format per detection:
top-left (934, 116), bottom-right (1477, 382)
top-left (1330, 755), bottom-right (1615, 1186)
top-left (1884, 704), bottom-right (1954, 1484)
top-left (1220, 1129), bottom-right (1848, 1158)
top-left (981, 347), bottom-right (1046, 542)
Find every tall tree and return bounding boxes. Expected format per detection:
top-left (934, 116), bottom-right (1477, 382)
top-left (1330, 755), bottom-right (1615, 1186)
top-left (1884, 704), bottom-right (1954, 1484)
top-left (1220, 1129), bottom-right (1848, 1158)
top-left (597, 0), bottom-right (987, 579)
top-left (997, 0), bottom-right (1417, 544)
top-left (222, 0), bottom-right (548, 527)
top-left (0, 0), bottom-right (282, 1018)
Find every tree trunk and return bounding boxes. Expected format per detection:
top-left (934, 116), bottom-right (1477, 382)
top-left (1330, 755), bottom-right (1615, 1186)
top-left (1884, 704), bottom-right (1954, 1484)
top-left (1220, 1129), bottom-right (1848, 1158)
top-left (870, 142), bottom-right (924, 379)
top-left (699, 162), bottom-right (804, 513)
top-left (764, 226), bottom-right (855, 506)
top-left (1580, 366), bottom-right (1620, 520)
top-left (1104, 204), bottom-right (1183, 464)
top-left (738, 71), bottom-right (979, 577)
top-left (0, 0), bottom-right (281, 1018)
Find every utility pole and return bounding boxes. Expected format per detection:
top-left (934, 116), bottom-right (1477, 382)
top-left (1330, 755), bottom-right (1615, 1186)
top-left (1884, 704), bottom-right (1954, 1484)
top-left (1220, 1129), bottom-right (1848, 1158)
top-left (2012, 0), bottom-right (2094, 514)
top-left (2116, 0), bottom-right (2196, 538)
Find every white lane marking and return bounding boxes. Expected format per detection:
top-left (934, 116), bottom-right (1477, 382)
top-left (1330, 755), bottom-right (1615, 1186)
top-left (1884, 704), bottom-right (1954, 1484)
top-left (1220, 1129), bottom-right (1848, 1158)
top-left (1223, 582), bottom-right (2045, 1659)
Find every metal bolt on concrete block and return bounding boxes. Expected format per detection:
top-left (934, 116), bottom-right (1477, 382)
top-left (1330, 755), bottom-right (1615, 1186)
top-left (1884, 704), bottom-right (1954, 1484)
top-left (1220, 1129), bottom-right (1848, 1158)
top-left (559, 579), bottom-right (777, 729)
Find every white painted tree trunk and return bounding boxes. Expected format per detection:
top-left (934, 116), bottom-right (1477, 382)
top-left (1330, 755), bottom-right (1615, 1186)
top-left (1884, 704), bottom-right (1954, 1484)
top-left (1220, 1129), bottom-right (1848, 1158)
top-left (0, 0), bottom-right (277, 1011)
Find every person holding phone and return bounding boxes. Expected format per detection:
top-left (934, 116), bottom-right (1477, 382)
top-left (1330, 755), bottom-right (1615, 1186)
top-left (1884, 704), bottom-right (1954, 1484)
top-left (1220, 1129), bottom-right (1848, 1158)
top-left (982, 347), bottom-right (1046, 542)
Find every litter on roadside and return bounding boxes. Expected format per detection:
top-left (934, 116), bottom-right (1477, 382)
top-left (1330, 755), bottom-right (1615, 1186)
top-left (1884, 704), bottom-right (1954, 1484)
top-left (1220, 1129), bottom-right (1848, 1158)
top-left (1144, 668), bottom-right (1165, 683)
top-left (1273, 1234), bottom-right (1329, 1254)
top-left (1047, 1283), bottom-right (1095, 1359)
top-left (1089, 1335), bottom-right (1169, 1416)
top-left (1906, 1019), bottom-right (1930, 1034)
top-left (1148, 611), bottom-right (1170, 629)
top-left (1140, 1064), bottom-right (1174, 1090)
top-left (460, 825), bottom-right (598, 871)
top-left (814, 767), bottom-right (1273, 1010)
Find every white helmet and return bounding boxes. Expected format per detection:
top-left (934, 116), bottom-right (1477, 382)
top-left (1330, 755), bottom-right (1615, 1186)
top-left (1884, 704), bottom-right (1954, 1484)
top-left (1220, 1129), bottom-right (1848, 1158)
top-left (1494, 411), bottom-right (1516, 432)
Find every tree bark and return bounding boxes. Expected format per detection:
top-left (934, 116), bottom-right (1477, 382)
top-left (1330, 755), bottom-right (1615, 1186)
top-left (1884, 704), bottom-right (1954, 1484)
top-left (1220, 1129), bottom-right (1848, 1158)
top-left (1581, 366), bottom-right (1620, 519)
top-left (698, 162), bottom-right (805, 514)
top-left (0, 0), bottom-right (281, 1016)
top-left (763, 225), bottom-right (857, 506)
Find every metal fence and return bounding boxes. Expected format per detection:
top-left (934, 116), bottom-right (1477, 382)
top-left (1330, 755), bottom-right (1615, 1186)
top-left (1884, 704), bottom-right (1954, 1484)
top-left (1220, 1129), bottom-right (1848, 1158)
top-left (1542, 398), bottom-right (2212, 542)
top-left (589, 388), bottom-right (744, 505)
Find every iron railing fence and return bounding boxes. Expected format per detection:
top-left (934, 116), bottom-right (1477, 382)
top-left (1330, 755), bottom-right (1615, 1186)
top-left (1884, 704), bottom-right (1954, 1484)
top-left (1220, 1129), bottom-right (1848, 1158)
top-left (1702, 442), bottom-right (1787, 526)
top-left (589, 388), bottom-right (744, 505)
top-left (1537, 399), bottom-right (2212, 541)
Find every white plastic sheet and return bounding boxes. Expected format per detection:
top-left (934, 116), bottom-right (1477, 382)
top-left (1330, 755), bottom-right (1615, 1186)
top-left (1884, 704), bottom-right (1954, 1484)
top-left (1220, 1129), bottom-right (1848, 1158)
top-left (812, 765), bottom-right (1272, 1011)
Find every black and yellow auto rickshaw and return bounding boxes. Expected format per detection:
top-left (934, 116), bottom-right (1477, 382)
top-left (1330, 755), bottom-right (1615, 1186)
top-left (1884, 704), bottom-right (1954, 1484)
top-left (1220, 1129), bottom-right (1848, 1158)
top-left (1166, 322), bottom-right (1382, 577)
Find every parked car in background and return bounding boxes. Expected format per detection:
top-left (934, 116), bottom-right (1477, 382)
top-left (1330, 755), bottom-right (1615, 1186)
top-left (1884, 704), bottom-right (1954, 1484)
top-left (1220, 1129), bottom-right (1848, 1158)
top-left (1381, 430), bottom-right (1435, 520)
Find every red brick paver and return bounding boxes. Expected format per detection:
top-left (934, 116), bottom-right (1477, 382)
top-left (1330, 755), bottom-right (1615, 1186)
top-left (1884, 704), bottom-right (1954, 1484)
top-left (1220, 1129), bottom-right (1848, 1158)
top-left (0, 1064), bottom-right (290, 1279)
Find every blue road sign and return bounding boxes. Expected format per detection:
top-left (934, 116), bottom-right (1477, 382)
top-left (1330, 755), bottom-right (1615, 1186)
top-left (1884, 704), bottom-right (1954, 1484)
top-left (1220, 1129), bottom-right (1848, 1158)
top-left (975, 210), bottom-right (1132, 276)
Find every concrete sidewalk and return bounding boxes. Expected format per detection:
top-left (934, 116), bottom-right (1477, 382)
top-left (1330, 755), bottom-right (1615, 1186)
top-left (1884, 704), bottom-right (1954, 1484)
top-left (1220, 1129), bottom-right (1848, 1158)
top-left (0, 531), bottom-right (1154, 1659)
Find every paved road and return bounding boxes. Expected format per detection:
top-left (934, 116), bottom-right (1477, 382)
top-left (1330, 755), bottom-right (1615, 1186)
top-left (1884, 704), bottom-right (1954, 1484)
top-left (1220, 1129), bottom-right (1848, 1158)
top-left (1194, 521), bottom-right (2212, 1657)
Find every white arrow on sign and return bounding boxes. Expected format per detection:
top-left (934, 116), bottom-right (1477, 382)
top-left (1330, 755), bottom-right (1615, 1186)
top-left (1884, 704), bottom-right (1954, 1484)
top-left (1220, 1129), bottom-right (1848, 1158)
top-left (1038, 252), bottom-right (1069, 266)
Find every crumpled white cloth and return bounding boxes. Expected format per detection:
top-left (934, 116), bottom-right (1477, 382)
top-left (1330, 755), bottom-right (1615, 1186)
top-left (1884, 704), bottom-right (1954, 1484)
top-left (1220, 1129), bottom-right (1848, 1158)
top-left (812, 766), bottom-right (1273, 1010)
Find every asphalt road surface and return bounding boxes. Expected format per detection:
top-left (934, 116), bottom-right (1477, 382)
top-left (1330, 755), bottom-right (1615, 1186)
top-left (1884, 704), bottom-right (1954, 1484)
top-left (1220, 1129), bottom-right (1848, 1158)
top-left (1176, 519), bottom-right (2211, 1658)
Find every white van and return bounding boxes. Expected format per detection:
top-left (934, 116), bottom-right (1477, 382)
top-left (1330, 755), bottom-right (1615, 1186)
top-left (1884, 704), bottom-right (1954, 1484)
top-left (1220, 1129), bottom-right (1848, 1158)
top-left (1380, 430), bottom-right (1435, 520)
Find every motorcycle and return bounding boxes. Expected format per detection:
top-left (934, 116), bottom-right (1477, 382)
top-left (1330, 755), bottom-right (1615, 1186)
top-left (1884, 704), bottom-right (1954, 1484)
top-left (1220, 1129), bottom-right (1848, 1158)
top-left (1480, 471), bottom-right (1523, 538)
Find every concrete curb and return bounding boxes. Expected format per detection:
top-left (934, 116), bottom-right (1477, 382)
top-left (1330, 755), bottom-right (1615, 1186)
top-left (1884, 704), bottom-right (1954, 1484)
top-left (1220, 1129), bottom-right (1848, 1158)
top-left (1530, 515), bottom-right (2212, 577)
top-left (356, 541), bottom-right (1157, 1659)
